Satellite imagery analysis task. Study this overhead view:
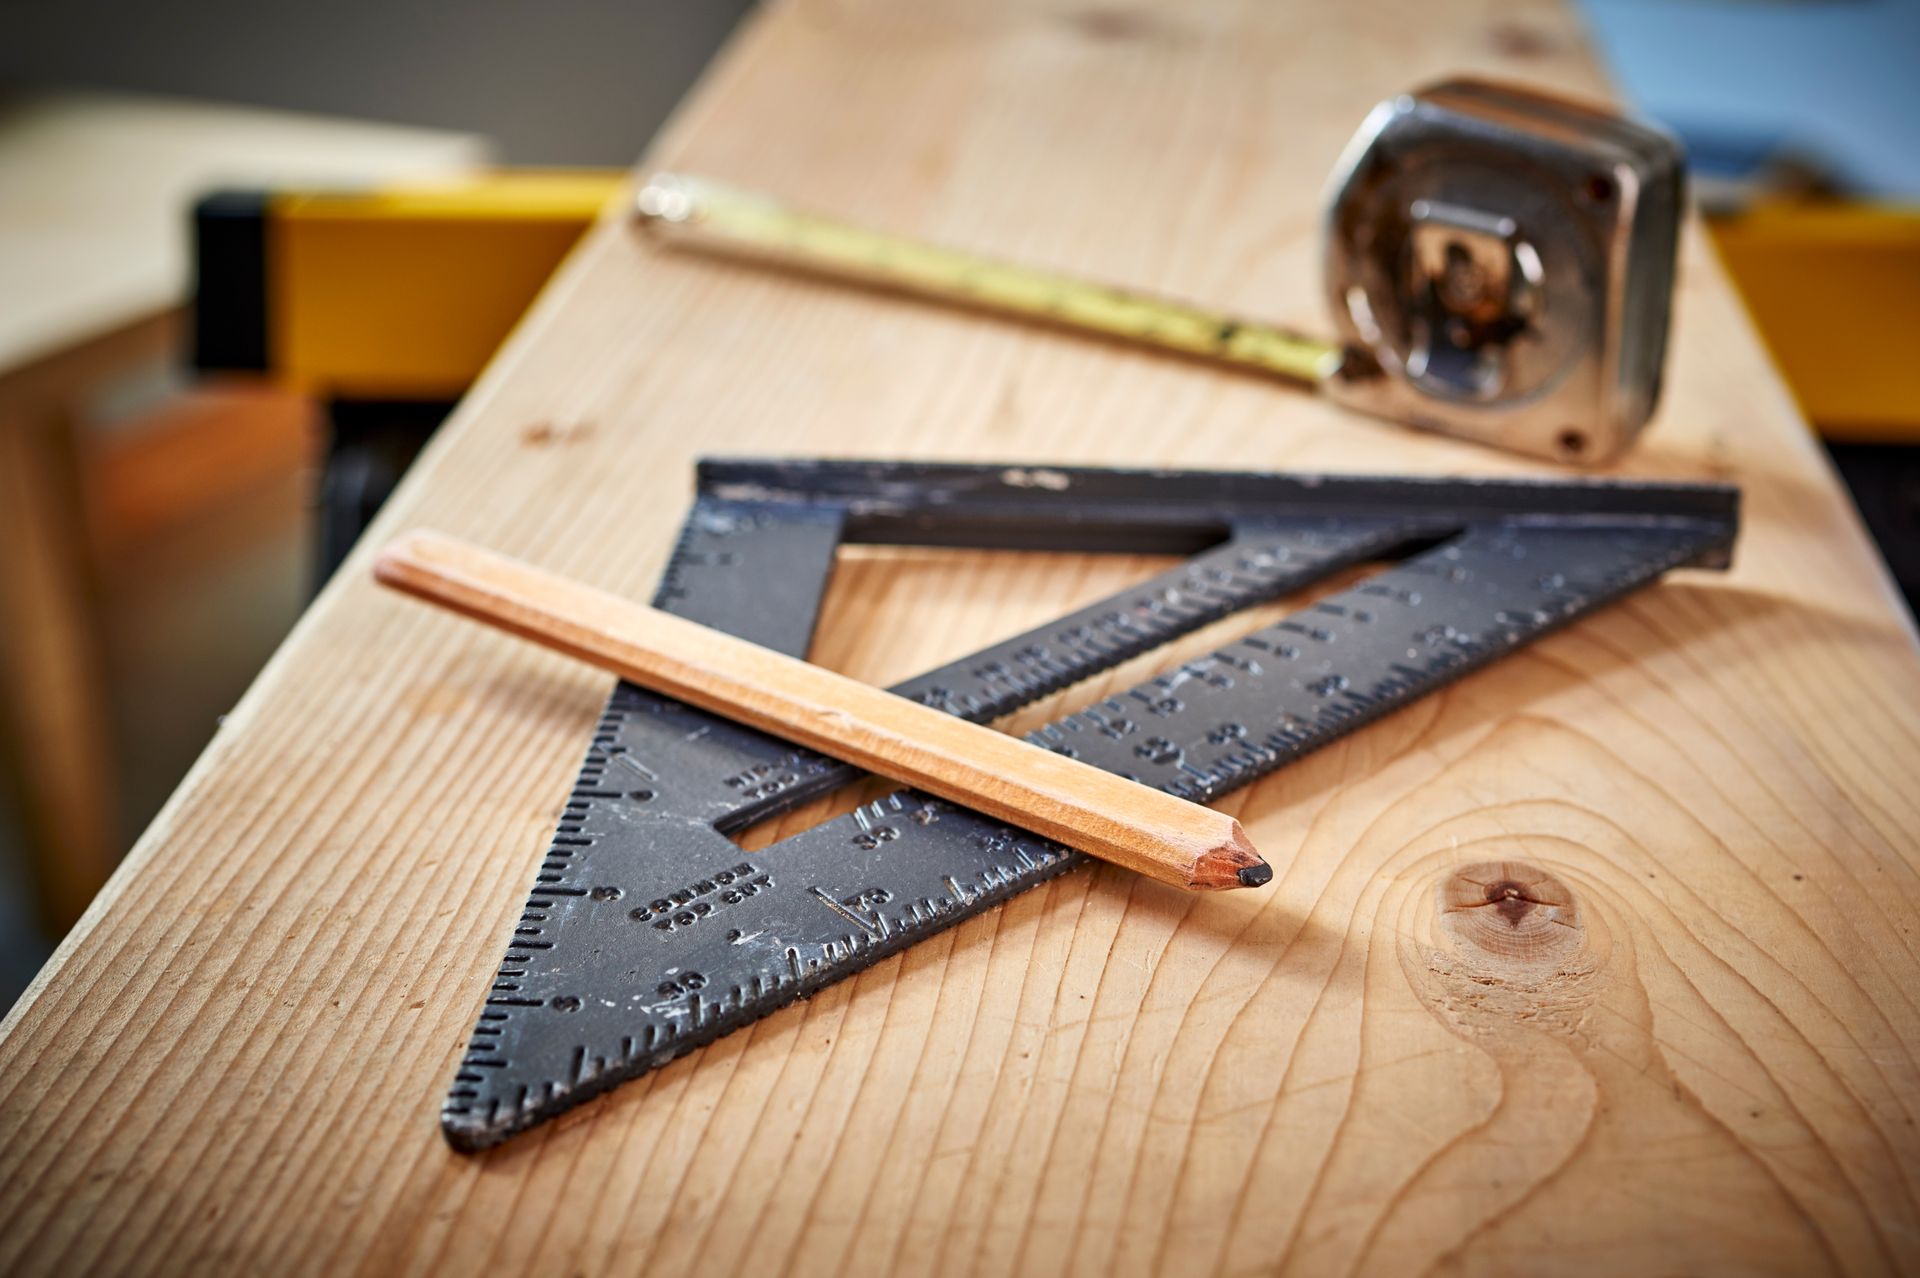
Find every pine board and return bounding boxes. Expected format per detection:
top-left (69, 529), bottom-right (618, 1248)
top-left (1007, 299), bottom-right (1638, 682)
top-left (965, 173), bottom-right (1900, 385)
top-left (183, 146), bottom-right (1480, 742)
top-left (3, 0), bottom-right (1918, 1273)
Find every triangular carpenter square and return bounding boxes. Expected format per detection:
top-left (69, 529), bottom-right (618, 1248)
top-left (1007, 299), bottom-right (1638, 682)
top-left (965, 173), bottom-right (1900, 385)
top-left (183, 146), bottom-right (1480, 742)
top-left (441, 459), bottom-right (1738, 1150)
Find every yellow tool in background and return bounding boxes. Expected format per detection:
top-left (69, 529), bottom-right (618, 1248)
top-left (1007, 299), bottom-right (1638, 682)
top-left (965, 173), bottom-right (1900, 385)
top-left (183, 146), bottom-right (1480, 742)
top-left (193, 171), bottom-right (622, 577)
top-left (1710, 201), bottom-right (1920, 442)
top-left (196, 171), bottom-right (622, 399)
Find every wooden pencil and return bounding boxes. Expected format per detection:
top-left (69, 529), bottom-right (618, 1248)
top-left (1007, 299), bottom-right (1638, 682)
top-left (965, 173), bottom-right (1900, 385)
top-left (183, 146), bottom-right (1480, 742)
top-left (374, 530), bottom-right (1270, 891)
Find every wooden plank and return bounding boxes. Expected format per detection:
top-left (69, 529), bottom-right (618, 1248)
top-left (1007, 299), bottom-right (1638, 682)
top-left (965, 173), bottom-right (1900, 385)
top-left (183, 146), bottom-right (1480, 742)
top-left (3, 0), bottom-right (1918, 1273)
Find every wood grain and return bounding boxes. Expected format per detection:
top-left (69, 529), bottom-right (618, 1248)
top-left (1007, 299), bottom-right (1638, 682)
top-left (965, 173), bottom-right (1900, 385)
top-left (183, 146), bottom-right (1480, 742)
top-left (3, 0), bottom-right (1919, 1273)
top-left (374, 530), bottom-right (1265, 889)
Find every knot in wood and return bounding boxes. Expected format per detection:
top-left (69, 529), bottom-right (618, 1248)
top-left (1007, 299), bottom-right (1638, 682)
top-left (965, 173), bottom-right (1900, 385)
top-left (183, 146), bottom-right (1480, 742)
top-left (1066, 6), bottom-right (1170, 43)
top-left (1437, 860), bottom-right (1582, 971)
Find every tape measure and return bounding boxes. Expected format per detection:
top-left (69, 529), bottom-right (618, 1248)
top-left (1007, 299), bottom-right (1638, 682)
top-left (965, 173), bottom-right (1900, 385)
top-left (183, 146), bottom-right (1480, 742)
top-left (635, 173), bottom-right (1343, 386)
top-left (636, 79), bottom-right (1684, 464)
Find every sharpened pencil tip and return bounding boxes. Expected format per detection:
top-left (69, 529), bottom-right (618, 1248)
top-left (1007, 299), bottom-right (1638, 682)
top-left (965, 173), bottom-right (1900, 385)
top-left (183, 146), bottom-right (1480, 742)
top-left (1189, 822), bottom-right (1270, 890)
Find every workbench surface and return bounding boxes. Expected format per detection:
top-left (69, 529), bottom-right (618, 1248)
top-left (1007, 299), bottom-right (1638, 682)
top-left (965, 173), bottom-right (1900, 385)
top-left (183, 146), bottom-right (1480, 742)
top-left (4, 1), bottom-right (1918, 1273)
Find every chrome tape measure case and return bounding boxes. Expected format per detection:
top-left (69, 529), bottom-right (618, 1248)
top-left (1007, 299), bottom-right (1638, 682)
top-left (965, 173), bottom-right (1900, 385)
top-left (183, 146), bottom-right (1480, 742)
top-left (1324, 79), bottom-right (1685, 463)
top-left (636, 78), bottom-right (1685, 465)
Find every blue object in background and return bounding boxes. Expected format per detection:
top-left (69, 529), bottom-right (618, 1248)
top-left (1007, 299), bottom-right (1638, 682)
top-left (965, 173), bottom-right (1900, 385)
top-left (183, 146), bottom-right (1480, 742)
top-left (1579, 0), bottom-right (1920, 199)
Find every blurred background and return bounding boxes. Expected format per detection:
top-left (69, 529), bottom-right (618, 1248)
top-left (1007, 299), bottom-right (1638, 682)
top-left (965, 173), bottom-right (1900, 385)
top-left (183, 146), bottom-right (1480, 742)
top-left (0, 0), bottom-right (1915, 1010)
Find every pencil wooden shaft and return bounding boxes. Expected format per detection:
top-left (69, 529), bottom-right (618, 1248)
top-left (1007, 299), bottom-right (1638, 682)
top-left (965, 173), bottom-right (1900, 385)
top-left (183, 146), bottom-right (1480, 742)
top-left (374, 531), bottom-right (1267, 891)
